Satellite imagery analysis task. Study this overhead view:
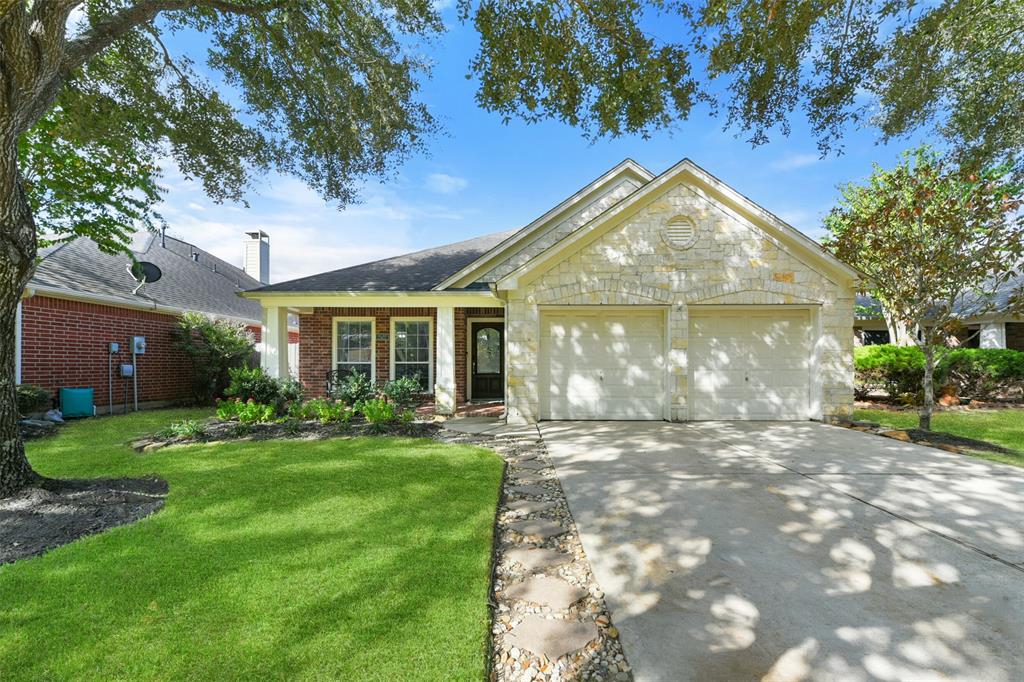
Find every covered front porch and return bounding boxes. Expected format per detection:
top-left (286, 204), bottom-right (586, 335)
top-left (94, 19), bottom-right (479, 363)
top-left (258, 293), bottom-right (506, 415)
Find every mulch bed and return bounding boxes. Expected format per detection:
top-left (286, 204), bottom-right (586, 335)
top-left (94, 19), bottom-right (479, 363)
top-left (131, 418), bottom-right (442, 452)
top-left (0, 477), bottom-right (168, 565)
top-left (842, 420), bottom-right (1017, 455)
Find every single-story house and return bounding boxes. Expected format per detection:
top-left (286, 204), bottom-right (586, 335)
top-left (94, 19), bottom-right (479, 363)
top-left (17, 230), bottom-right (298, 414)
top-left (855, 278), bottom-right (1024, 350)
top-left (243, 158), bottom-right (859, 424)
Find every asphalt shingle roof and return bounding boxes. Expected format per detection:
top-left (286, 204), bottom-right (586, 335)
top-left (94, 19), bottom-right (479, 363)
top-left (856, 273), bottom-right (1024, 320)
top-left (249, 229), bottom-right (518, 293)
top-left (30, 234), bottom-right (264, 322)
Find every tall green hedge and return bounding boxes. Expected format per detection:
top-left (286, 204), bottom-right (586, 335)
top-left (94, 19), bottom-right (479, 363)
top-left (854, 345), bottom-right (1024, 401)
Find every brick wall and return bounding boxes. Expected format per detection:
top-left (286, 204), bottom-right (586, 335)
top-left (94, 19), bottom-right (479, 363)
top-left (300, 306), bottom-right (504, 401)
top-left (20, 295), bottom-right (194, 409)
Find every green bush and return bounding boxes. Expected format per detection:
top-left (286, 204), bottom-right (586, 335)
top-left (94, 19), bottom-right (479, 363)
top-left (16, 384), bottom-right (50, 416)
top-left (854, 345), bottom-right (925, 399)
top-left (277, 377), bottom-right (305, 404)
top-left (941, 348), bottom-right (1024, 399)
top-left (173, 312), bottom-right (256, 404)
top-left (333, 371), bottom-right (376, 405)
top-left (237, 400), bottom-right (277, 425)
top-left (158, 419), bottom-right (207, 439)
top-left (293, 398), bottom-right (352, 425)
top-left (225, 367), bottom-right (281, 405)
top-left (855, 345), bottom-right (1024, 401)
top-left (358, 398), bottom-right (396, 428)
top-left (216, 398), bottom-right (242, 421)
top-left (381, 376), bottom-right (423, 410)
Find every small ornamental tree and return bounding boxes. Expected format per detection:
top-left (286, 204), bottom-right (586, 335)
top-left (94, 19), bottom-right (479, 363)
top-left (824, 147), bottom-right (1024, 430)
top-left (172, 313), bottom-right (255, 405)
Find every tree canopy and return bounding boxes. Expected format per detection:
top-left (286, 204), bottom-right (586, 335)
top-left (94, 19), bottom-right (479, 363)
top-left (824, 147), bottom-right (1024, 429)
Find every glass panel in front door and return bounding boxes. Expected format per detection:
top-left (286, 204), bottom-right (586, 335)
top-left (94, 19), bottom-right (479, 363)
top-left (476, 328), bottom-right (500, 374)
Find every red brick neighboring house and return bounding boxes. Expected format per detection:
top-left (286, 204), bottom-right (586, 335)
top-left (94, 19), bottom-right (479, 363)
top-left (17, 231), bottom-right (296, 414)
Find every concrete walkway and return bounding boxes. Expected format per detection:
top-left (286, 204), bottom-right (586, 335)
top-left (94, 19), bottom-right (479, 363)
top-left (540, 421), bottom-right (1024, 681)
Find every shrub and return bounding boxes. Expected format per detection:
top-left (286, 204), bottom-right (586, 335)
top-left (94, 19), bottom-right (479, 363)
top-left (158, 419), bottom-right (207, 439)
top-left (333, 371), bottom-right (376, 405)
top-left (16, 384), bottom-right (50, 416)
top-left (278, 377), bottom-right (305, 404)
top-left (225, 367), bottom-right (281, 405)
top-left (216, 398), bottom-right (242, 421)
top-left (940, 348), bottom-right (1024, 399)
top-left (854, 345), bottom-right (925, 399)
top-left (173, 312), bottom-right (256, 404)
top-left (294, 397), bottom-right (352, 425)
top-left (381, 376), bottom-right (423, 410)
top-left (358, 398), bottom-right (396, 428)
top-left (237, 400), bottom-right (277, 425)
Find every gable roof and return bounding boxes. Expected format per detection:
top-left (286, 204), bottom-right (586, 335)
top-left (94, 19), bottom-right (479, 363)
top-left (857, 273), bottom-right (1024, 320)
top-left (493, 158), bottom-right (860, 290)
top-left (434, 159), bottom-right (653, 290)
top-left (28, 234), bottom-right (264, 322)
top-left (247, 229), bottom-right (517, 293)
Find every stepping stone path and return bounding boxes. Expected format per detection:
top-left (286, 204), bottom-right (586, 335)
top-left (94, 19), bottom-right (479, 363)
top-left (509, 518), bottom-right (567, 543)
top-left (506, 499), bottom-right (558, 515)
top-left (434, 419), bottom-right (633, 681)
top-left (506, 615), bottom-right (599, 662)
top-left (504, 575), bottom-right (588, 610)
top-left (504, 547), bottom-right (570, 573)
top-left (509, 484), bottom-right (551, 499)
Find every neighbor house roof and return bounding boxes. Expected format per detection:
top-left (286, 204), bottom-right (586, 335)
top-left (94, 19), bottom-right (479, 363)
top-left (28, 233), bottom-right (264, 322)
top-left (247, 229), bottom-right (518, 293)
top-left (856, 273), bottom-right (1024, 321)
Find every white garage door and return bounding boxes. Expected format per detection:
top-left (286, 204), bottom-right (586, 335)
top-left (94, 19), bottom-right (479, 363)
top-left (689, 309), bottom-right (812, 420)
top-left (540, 309), bottom-right (666, 420)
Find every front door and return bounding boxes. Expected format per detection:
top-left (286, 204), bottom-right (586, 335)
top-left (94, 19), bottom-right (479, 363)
top-left (471, 322), bottom-right (504, 400)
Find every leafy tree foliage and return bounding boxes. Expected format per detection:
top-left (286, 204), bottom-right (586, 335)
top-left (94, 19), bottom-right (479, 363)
top-left (824, 148), bottom-right (1024, 430)
top-left (172, 312), bottom-right (256, 405)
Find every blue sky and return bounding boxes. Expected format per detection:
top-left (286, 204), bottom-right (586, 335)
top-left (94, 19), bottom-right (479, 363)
top-left (155, 6), bottom-right (928, 284)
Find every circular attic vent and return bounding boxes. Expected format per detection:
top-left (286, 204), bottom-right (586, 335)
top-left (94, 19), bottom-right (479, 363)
top-left (664, 215), bottom-right (698, 250)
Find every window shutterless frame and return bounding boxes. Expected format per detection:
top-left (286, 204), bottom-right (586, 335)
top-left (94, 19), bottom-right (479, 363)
top-left (390, 317), bottom-right (433, 390)
top-left (332, 316), bottom-right (376, 382)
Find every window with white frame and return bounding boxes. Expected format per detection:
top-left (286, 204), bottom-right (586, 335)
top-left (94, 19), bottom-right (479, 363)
top-left (334, 319), bottom-right (374, 381)
top-left (392, 319), bottom-right (431, 389)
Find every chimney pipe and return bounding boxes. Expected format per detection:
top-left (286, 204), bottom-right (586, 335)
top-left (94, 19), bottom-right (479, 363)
top-left (243, 230), bottom-right (271, 285)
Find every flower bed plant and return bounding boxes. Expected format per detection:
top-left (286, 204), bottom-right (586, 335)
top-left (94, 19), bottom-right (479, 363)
top-left (134, 370), bottom-right (432, 451)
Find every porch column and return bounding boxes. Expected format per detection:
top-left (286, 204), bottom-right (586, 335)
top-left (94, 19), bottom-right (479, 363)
top-left (979, 321), bottom-right (1007, 349)
top-left (435, 305), bottom-right (456, 414)
top-left (14, 300), bottom-right (22, 384)
top-left (261, 306), bottom-right (290, 379)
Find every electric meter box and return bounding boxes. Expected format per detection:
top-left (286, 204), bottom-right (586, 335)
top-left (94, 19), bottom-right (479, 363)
top-left (120, 364), bottom-right (135, 378)
top-left (132, 336), bottom-right (146, 354)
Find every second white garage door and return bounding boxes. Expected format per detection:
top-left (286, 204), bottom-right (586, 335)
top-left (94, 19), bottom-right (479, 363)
top-left (688, 308), bottom-right (812, 420)
top-left (540, 309), bottom-right (666, 420)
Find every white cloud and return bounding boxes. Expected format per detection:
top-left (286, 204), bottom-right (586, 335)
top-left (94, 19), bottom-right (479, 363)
top-left (770, 153), bottom-right (821, 171)
top-left (154, 164), bottom-right (473, 283)
top-left (425, 172), bottom-right (468, 195)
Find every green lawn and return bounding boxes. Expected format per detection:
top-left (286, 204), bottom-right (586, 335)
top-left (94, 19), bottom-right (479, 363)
top-left (0, 410), bottom-right (503, 681)
top-left (854, 407), bottom-right (1024, 468)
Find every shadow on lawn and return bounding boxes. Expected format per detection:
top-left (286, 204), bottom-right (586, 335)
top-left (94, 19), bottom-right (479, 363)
top-left (1, 434), bottom-right (502, 680)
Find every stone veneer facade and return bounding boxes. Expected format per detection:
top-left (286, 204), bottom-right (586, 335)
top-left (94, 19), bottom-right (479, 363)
top-left (496, 181), bottom-right (855, 424)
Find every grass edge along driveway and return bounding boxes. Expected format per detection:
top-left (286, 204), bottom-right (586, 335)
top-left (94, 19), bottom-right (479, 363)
top-left (0, 409), bottom-right (503, 681)
top-left (854, 407), bottom-right (1024, 468)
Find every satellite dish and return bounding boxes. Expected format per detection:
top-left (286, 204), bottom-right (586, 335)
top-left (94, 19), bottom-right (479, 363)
top-left (127, 261), bottom-right (162, 295)
top-left (129, 261), bottom-right (162, 284)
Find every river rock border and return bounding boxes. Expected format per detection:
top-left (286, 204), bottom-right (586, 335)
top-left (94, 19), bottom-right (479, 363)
top-left (434, 427), bottom-right (632, 681)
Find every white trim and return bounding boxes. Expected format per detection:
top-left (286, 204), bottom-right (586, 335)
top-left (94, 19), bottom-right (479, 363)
top-left (242, 291), bottom-right (503, 309)
top-left (435, 306), bottom-right (457, 414)
top-left (390, 316), bottom-right (434, 388)
top-left (332, 316), bottom-right (376, 382)
top-left (24, 285), bottom-right (261, 326)
top-left (434, 159), bottom-right (655, 290)
top-left (14, 300), bottom-right (22, 385)
top-left (465, 316), bottom-right (506, 402)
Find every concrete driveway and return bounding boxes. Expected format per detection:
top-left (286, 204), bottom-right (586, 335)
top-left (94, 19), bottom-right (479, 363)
top-left (539, 421), bottom-right (1024, 681)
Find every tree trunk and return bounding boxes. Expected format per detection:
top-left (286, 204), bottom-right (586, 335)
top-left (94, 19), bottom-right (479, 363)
top-left (0, 136), bottom-right (41, 497)
top-left (920, 345), bottom-right (936, 431)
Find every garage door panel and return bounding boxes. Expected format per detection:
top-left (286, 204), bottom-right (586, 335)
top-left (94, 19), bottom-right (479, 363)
top-left (542, 310), bottom-right (666, 420)
top-left (689, 310), bottom-right (812, 421)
